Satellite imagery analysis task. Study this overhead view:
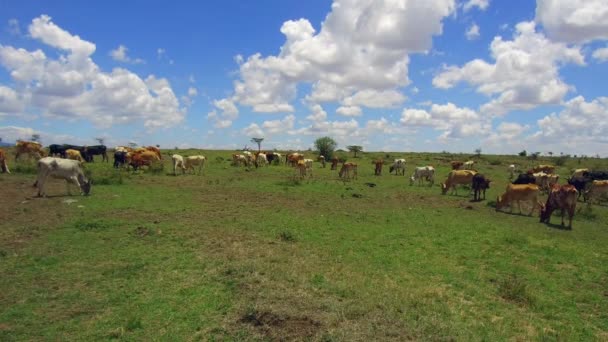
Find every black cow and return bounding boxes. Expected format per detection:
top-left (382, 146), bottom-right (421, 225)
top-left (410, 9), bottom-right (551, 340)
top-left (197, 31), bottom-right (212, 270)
top-left (512, 173), bottom-right (536, 185)
top-left (266, 152), bottom-right (277, 165)
top-left (48, 144), bottom-right (68, 158)
top-left (85, 145), bottom-right (108, 162)
top-left (583, 171), bottom-right (608, 180)
top-left (567, 177), bottom-right (589, 200)
top-left (472, 173), bottom-right (491, 201)
top-left (113, 151), bottom-right (128, 168)
top-left (62, 144), bottom-right (89, 161)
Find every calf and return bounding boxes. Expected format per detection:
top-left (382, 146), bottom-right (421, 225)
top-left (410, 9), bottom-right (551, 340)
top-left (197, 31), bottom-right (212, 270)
top-left (35, 157), bottom-right (91, 197)
top-left (373, 159), bottom-right (383, 176)
top-left (185, 156), bottom-right (206, 174)
top-left (540, 184), bottom-right (578, 229)
top-left (389, 159), bottom-right (406, 176)
top-left (294, 159), bottom-right (307, 179)
top-left (303, 159), bottom-right (314, 177)
top-left (472, 173), bottom-right (491, 201)
top-left (0, 148), bottom-right (10, 174)
top-left (496, 184), bottom-right (541, 215)
top-left (66, 149), bottom-right (85, 162)
top-left (584, 180), bottom-right (608, 203)
top-left (441, 170), bottom-right (477, 195)
top-left (410, 166), bottom-right (435, 186)
top-left (172, 154), bottom-right (186, 175)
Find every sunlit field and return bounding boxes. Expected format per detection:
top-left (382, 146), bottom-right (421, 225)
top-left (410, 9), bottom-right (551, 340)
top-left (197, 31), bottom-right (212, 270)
top-left (1, 149), bottom-right (607, 341)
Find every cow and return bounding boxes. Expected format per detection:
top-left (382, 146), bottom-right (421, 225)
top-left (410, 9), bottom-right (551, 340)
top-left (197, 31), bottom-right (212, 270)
top-left (532, 172), bottom-right (559, 193)
top-left (35, 157), bottom-right (91, 197)
top-left (582, 170), bottom-right (608, 181)
top-left (85, 145), bottom-right (108, 162)
top-left (272, 153), bottom-right (282, 165)
top-left (232, 154), bottom-right (246, 167)
top-left (294, 159), bottom-right (307, 179)
top-left (512, 173), bottom-right (536, 185)
top-left (450, 161), bottom-right (464, 170)
top-left (389, 159), bottom-right (406, 176)
top-left (144, 146), bottom-right (162, 160)
top-left (472, 173), bottom-right (491, 201)
top-left (0, 148), bottom-right (10, 174)
top-left (330, 157), bottom-right (339, 170)
top-left (113, 151), bottom-right (128, 168)
top-left (410, 166), bottom-right (435, 186)
top-left (172, 154), bottom-right (186, 175)
top-left (130, 151), bottom-right (160, 170)
top-left (532, 164), bottom-right (555, 174)
top-left (463, 160), bottom-right (475, 170)
top-left (339, 162), bottom-right (358, 180)
top-left (65, 149), bottom-right (85, 162)
top-left (265, 152), bottom-right (278, 165)
top-left (584, 180), bottom-right (608, 203)
top-left (48, 144), bottom-right (68, 158)
top-left (373, 159), bottom-right (383, 176)
top-left (318, 155), bottom-right (326, 168)
top-left (185, 156), bottom-right (206, 174)
top-left (508, 164), bottom-right (516, 179)
top-left (255, 153), bottom-right (268, 168)
top-left (115, 146), bottom-right (133, 153)
top-left (496, 184), bottom-right (542, 216)
top-left (571, 168), bottom-right (589, 180)
top-left (441, 170), bottom-right (477, 195)
top-left (540, 184), bottom-right (578, 229)
top-left (15, 140), bottom-right (46, 160)
top-left (286, 153), bottom-right (304, 167)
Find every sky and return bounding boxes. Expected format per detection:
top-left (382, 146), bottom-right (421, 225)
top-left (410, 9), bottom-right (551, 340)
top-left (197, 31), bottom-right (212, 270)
top-left (0, 0), bottom-right (607, 155)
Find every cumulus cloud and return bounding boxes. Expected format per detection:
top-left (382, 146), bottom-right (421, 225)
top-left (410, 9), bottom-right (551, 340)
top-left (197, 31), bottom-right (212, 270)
top-left (0, 15), bottom-right (185, 129)
top-left (592, 47), bottom-right (608, 62)
top-left (262, 114), bottom-right (295, 134)
top-left (433, 21), bottom-right (585, 115)
top-left (466, 23), bottom-right (480, 40)
top-left (109, 44), bottom-right (144, 64)
top-left (336, 106), bottom-right (362, 117)
top-left (0, 125), bottom-right (89, 145)
top-left (536, 0), bottom-right (608, 43)
top-left (242, 123), bottom-right (264, 137)
top-left (483, 121), bottom-right (530, 150)
top-left (463, 0), bottom-right (489, 12)
top-left (400, 102), bottom-right (488, 139)
top-left (216, 0), bottom-right (455, 114)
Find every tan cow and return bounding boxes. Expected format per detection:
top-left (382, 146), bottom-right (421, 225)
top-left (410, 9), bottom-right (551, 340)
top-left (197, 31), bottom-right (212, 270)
top-left (570, 168), bottom-right (589, 180)
top-left (584, 180), bottom-right (608, 203)
top-left (65, 149), bottom-right (85, 162)
top-left (532, 164), bottom-right (555, 174)
top-left (0, 148), bottom-right (10, 173)
top-left (15, 140), bottom-right (45, 160)
top-left (172, 154), bottom-right (186, 175)
top-left (185, 155), bottom-right (206, 174)
top-left (339, 162), bottom-right (358, 180)
top-left (463, 160), bottom-right (475, 170)
top-left (496, 184), bottom-right (542, 215)
top-left (441, 170), bottom-right (477, 195)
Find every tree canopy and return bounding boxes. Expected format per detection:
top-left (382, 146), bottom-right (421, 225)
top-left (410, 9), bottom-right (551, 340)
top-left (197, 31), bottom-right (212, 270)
top-left (347, 145), bottom-right (363, 158)
top-left (314, 136), bottom-right (337, 160)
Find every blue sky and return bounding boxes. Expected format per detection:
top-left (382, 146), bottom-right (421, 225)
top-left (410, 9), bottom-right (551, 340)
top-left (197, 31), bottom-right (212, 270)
top-left (1, 0), bottom-right (607, 155)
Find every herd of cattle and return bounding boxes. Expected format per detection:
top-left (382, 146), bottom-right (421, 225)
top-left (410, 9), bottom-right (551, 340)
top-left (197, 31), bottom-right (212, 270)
top-left (1, 140), bottom-right (607, 229)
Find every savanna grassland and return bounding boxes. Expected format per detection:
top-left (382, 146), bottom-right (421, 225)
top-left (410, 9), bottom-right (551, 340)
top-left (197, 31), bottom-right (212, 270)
top-left (1, 149), bottom-right (607, 341)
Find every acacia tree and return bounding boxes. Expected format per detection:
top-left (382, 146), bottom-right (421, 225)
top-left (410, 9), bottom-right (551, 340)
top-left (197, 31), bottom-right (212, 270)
top-left (251, 137), bottom-right (264, 152)
top-left (314, 136), bottom-right (337, 160)
top-left (474, 148), bottom-right (482, 158)
top-left (95, 137), bottom-right (105, 145)
top-left (347, 145), bottom-right (363, 158)
top-left (31, 134), bottom-right (41, 143)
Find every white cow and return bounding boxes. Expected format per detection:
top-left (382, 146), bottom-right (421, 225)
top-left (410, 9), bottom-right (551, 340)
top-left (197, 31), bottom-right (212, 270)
top-left (35, 157), bottom-right (91, 197)
top-left (410, 166), bottom-right (435, 186)
top-left (256, 153), bottom-right (268, 167)
top-left (304, 158), bottom-right (314, 177)
top-left (172, 154), bottom-right (185, 175)
top-left (389, 159), bottom-right (406, 176)
top-left (508, 164), bottom-right (516, 179)
top-left (185, 155), bottom-right (206, 174)
top-left (463, 160), bottom-right (475, 170)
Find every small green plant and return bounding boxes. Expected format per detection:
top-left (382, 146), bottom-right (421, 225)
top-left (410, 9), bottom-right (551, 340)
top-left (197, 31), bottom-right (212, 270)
top-left (497, 274), bottom-right (534, 305)
top-left (278, 230), bottom-right (297, 242)
top-left (73, 219), bottom-right (111, 231)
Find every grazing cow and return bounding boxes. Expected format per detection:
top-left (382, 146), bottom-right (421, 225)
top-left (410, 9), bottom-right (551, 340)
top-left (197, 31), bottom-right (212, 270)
top-left (303, 159), bottom-right (314, 177)
top-left (339, 162), bottom-right (358, 180)
top-left (441, 170), bottom-right (477, 195)
top-left (512, 173), bottom-right (536, 185)
top-left (472, 173), bottom-right (491, 201)
top-left (571, 168), bottom-right (589, 180)
top-left (113, 151), bottom-right (128, 168)
top-left (48, 144), bottom-right (68, 158)
top-left (265, 152), bottom-right (277, 165)
top-left (389, 159), bottom-right (406, 176)
top-left (232, 154), bottom-right (246, 167)
top-left (172, 154), bottom-right (186, 175)
top-left (532, 164), bottom-right (555, 174)
top-left (35, 157), bottom-right (91, 197)
top-left (130, 151), bottom-right (160, 170)
top-left (15, 140), bottom-right (46, 160)
top-left (507, 164), bottom-right (516, 179)
top-left (318, 155), bottom-right (326, 168)
top-left (294, 159), bottom-right (307, 179)
top-left (185, 156), bottom-right (206, 174)
top-left (540, 184), bottom-right (578, 229)
top-left (85, 145), bottom-right (108, 162)
top-left (286, 153), bottom-right (304, 166)
top-left (373, 159), bottom-right (383, 176)
top-left (496, 184), bottom-right (542, 215)
top-left (255, 153), bottom-right (268, 168)
top-left (410, 166), bottom-right (435, 186)
top-left (584, 180), bottom-right (608, 203)
top-left (330, 157), bottom-right (339, 170)
top-left (65, 149), bottom-right (85, 162)
top-left (463, 160), bottom-right (475, 170)
top-left (450, 161), bottom-right (464, 170)
top-left (272, 153), bottom-right (282, 165)
top-left (0, 148), bottom-right (10, 174)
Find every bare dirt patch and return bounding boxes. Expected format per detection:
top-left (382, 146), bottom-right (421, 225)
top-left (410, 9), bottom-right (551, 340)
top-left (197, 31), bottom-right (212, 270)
top-left (240, 309), bottom-right (321, 340)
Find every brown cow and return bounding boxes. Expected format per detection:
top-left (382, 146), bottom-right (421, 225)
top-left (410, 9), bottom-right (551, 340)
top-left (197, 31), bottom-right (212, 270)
top-left (532, 164), bottom-right (555, 174)
top-left (129, 151), bottom-right (160, 170)
top-left (339, 162), bottom-right (358, 180)
top-left (286, 153), bottom-right (304, 167)
top-left (441, 170), bottom-right (477, 195)
top-left (65, 149), bottom-right (85, 162)
top-left (15, 140), bottom-right (46, 160)
top-left (450, 161), bottom-right (464, 170)
top-left (373, 159), bottom-right (383, 176)
top-left (0, 148), bottom-right (10, 173)
top-left (496, 183), bottom-right (542, 215)
top-left (540, 184), bottom-right (578, 229)
top-left (330, 157), bottom-right (339, 170)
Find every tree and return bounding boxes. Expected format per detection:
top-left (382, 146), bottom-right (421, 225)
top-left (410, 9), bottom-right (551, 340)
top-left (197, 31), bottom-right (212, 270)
top-left (347, 145), bottom-right (363, 158)
top-left (251, 137), bottom-right (264, 152)
top-left (548, 151), bottom-right (553, 157)
top-left (31, 134), bottom-right (41, 143)
top-left (518, 150), bottom-right (527, 157)
top-left (95, 137), bottom-right (105, 145)
top-left (474, 148), bottom-right (482, 158)
top-left (314, 136), bottom-right (337, 160)
top-left (128, 141), bottom-right (138, 148)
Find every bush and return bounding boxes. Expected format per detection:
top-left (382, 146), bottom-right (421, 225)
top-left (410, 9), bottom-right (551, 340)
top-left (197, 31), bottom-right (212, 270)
top-left (555, 156), bottom-right (569, 166)
top-left (314, 136), bottom-right (337, 160)
top-left (489, 159), bottom-right (502, 166)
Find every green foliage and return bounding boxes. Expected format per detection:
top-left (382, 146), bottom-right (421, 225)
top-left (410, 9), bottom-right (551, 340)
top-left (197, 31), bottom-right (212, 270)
top-left (347, 145), bottom-right (363, 158)
top-left (555, 155), bottom-right (569, 166)
top-left (519, 150), bottom-right (527, 157)
top-left (314, 136), bottom-right (337, 160)
top-left (488, 159), bottom-right (502, 165)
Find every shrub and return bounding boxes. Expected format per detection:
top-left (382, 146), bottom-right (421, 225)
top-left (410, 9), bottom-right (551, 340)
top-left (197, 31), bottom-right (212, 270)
top-left (489, 159), bottom-right (502, 166)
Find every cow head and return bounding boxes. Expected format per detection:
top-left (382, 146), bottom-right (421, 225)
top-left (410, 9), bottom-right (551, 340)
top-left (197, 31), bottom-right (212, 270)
top-left (539, 203), bottom-right (550, 223)
top-left (409, 176), bottom-right (415, 186)
top-left (80, 180), bottom-right (92, 196)
top-left (495, 195), bottom-right (504, 211)
top-left (441, 183), bottom-right (448, 195)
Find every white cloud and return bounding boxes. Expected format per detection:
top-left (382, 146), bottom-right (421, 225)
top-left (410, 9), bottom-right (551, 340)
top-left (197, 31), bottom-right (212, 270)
top-left (0, 15), bottom-right (184, 129)
top-left (592, 47), bottom-right (608, 62)
top-left (483, 121), bottom-right (530, 150)
top-left (0, 85), bottom-right (25, 116)
top-left (262, 114), bottom-right (295, 134)
top-left (336, 106), bottom-right (362, 117)
top-left (8, 19), bottom-right (20, 35)
top-left (187, 87), bottom-right (198, 97)
top-left (433, 21), bottom-right (585, 115)
top-left (242, 123), bottom-right (264, 137)
top-left (536, 0), bottom-right (608, 43)
top-left (400, 102), bottom-right (487, 139)
top-left (463, 0), bottom-right (489, 12)
top-left (217, 0), bottom-right (455, 113)
top-left (466, 23), bottom-right (480, 40)
top-left (109, 44), bottom-right (144, 64)
top-left (0, 125), bottom-right (90, 145)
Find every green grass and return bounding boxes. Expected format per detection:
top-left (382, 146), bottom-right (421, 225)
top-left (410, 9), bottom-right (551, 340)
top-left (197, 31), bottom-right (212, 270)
top-left (0, 150), bottom-right (607, 340)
